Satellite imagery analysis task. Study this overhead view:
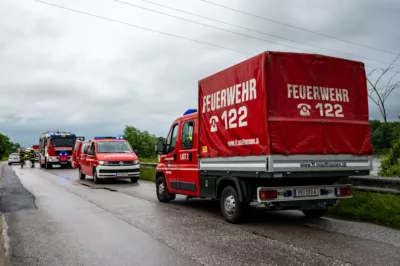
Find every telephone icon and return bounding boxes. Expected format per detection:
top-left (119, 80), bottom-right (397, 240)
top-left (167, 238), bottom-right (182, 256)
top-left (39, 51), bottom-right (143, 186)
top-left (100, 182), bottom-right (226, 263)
top-left (297, 103), bottom-right (311, 116)
top-left (209, 116), bottom-right (219, 132)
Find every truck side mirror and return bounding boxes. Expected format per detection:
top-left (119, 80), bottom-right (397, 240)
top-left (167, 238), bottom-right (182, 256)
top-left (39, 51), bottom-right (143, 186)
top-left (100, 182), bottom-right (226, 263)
top-left (134, 149), bottom-right (139, 155)
top-left (156, 140), bottom-right (165, 155)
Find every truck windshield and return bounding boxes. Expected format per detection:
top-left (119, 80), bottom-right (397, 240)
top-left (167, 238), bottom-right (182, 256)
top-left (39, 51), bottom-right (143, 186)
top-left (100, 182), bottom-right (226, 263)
top-left (97, 141), bottom-right (133, 153)
top-left (51, 138), bottom-right (76, 147)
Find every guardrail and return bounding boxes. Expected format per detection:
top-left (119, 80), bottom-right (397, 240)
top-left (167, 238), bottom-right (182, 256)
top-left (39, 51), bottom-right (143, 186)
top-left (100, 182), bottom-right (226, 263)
top-left (139, 162), bottom-right (399, 194)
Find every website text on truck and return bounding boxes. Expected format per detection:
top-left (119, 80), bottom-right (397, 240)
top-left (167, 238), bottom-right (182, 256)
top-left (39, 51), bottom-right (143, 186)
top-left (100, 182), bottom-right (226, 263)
top-left (154, 51), bottom-right (372, 223)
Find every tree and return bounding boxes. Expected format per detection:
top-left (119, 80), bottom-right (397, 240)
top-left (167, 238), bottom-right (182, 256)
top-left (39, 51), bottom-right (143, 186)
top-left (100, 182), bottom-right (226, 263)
top-left (367, 54), bottom-right (400, 125)
top-left (0, 133), bottom-right (21, 159)
top-left (367, 55), bottom-right (400, 149)
top-left (123, 126), bottom-right (159, 159)
top-left (0, 134), bottom-right (7, 158)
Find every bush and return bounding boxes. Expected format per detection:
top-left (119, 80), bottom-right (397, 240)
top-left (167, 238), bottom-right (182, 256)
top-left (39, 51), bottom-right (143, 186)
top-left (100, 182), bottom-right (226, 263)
top-left (379, 135), bottom-right (400, 177)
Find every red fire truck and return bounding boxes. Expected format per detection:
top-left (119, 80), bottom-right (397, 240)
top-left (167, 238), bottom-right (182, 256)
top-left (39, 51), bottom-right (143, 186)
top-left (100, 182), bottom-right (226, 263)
top-left (32, 145), bottom-right (40, 161)
top-left (155, 51), bottom-right (373, 223)
top-left (39, 131), bottom-right (84, 169)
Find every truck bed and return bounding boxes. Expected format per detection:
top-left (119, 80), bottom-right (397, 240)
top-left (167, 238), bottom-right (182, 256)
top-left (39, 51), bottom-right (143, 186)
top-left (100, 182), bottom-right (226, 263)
top-left (199, 154), bottom-right (371, 177)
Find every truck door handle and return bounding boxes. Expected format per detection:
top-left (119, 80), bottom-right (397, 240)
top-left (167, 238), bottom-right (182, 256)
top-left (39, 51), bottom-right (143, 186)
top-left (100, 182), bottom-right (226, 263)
top-left (173, 153), bottom-right (177, 161)
top-left (189, 152), bottom-right (192, 162)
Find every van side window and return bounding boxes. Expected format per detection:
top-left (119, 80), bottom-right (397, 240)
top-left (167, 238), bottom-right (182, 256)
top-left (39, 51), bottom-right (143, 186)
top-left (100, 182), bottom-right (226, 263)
top-left (181, 121), bottom-right (194, 149)
top-left (81, 143), bottom-right (87, 153)
top-left (165, 124), bottom-right (179, 153)
top-left (73, 141), bottom-right (80, 152)
top-left (88, 143), bottom-right (95, 154)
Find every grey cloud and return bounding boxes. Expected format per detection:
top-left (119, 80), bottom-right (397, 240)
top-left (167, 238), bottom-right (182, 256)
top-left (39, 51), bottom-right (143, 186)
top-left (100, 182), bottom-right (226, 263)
top-left (0, 0), bottom-right (399, 146)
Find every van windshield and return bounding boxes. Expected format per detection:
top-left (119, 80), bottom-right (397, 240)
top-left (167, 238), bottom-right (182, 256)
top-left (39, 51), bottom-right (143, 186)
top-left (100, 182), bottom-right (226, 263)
top-left (97, 141), bottom-right (133, 153)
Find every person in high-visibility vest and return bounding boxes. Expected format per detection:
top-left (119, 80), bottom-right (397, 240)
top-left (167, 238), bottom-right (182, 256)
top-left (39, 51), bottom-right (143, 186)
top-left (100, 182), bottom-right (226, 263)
top-left (28, 149), bottom-right (36, 168)
top-left (19, 148), bottom-right (26, 168)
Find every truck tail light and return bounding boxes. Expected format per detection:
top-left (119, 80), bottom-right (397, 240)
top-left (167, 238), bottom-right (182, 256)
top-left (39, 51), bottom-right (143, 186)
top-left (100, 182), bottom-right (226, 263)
top-left (336, 187), bottom-right (351, 197)
top-left (260, 190), bottom-right (277, 200)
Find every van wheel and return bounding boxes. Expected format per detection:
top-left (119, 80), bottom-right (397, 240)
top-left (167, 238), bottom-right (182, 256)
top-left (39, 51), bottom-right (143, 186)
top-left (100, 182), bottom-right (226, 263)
top-left (220, 185), bottom-right (245, 224)
top-left (302, 209), bottom-right (327, 218)
top-left (79, 167), bottom-right (86, 180)
top-left (130, 177), bottom-right (139, 183)
top-left (156, 176), bottom-right (175, 202)
top-left (93, 169), bottom-right (99, 184)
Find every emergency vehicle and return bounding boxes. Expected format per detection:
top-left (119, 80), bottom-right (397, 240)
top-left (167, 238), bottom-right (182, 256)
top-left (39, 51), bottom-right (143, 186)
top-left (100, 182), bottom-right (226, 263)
top-left (32, 145), bottom-right (40, 161)
top-left (155, 51), bottom-right (373, 223)
top-left (39, 131), bottom-right (84, 169)
top-left (71, 139), bottom-right (91, 169)
top-left (76, 136), bottom-right (140, 184)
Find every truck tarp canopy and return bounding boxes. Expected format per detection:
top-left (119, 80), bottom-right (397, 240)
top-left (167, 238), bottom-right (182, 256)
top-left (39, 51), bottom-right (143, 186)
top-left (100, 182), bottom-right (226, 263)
top-left (198, 51), bottom-right (372, 158)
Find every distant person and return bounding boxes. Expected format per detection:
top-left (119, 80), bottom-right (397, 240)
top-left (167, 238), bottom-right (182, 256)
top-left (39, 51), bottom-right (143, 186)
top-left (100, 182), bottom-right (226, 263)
top-left (28, 149), bottom-right (36, 168)
top-left (19, 148), bottom-right (26, 168)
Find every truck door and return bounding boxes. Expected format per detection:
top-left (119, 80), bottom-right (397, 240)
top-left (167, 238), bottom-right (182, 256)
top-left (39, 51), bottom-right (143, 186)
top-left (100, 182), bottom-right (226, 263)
top-left (177, 120), bottom-right (199, 196)
top-left (71, 140), bottom-right (81, 169)
top-left (162, 123), bottom-right (180, 193)
top-left (85, 142), bottom-right (96, 176)
top-left (81, 143), bottom-right (92, 175)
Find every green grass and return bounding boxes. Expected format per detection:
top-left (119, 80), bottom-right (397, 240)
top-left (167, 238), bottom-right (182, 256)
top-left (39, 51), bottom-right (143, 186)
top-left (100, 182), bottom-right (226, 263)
top-left (328, 191), bottom-right (400, 228)
top-left (139, 157), bottom-right (158, 163)
top-left (139, 167), bottom-right (156, 182)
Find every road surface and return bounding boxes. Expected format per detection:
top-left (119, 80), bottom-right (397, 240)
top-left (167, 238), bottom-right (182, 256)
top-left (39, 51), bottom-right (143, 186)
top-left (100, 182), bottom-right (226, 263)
top-left (1, 163), bottom-right (400, 265)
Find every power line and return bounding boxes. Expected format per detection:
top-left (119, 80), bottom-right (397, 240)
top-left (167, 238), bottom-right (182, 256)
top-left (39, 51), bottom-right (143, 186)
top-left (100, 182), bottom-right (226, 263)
top-left (198, 0), bottom-right (399, 56)
top-left (114, 0), bottom-right (316, 54)
top-left (129, 0), bottom-right (400, 68)
top-left (32, 0), bottom-right (253, 56)
top-left (30, 0), bottom-right (400, 74)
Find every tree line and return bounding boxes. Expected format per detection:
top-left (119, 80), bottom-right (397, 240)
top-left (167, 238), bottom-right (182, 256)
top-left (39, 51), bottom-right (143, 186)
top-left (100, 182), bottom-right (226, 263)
top-left (0, 133), bottom-right (21, 159)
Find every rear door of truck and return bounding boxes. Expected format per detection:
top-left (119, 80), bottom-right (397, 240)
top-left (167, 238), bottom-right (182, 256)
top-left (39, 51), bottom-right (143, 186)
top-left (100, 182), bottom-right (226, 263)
top-left (267, 52), bottom-right (372, 156)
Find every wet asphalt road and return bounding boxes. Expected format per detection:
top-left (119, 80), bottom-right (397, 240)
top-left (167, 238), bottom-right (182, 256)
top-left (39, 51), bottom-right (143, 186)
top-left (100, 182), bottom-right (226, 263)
top-left (2, 163), bottom-right (400, 266)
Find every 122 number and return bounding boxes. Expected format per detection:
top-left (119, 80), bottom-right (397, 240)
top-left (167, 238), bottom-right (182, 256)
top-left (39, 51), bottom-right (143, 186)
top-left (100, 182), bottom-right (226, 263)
top-left (315, 103), bottom-right (344, 118)
top-left (222, 106), bottom-right (248, 130)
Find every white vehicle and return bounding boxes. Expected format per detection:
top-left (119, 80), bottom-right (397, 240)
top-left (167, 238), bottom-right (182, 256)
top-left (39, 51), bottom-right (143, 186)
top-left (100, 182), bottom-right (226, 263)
top-left (8, 153), bottom-right (20, 165)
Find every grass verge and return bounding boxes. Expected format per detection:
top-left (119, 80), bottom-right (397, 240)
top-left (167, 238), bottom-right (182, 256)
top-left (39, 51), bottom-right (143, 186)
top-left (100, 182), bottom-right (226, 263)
top-left (328, 190), bottom-right (400, 228)
top-left (139, 168), bottom-right (156, 182)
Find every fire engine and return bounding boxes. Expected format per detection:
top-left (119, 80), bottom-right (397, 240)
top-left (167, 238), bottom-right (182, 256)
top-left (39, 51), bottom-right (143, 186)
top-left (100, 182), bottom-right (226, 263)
top-left (155, 51), bottom-right (373, 223)
top-left (39, 131), bottom-right (84, 169)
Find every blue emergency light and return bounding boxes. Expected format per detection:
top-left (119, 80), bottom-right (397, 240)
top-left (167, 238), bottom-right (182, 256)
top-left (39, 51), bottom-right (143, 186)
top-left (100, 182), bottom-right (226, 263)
top-left (183, 109), bottom-right (197, 116)
top-left (94, 136), bottom-right (124, 140)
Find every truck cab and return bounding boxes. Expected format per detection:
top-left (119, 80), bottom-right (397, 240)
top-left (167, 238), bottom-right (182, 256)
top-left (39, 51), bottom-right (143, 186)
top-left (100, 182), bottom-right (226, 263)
top-left (156, 110), bottom-right (199, 199)
top-left (78, 136), bottom-right (140, 184)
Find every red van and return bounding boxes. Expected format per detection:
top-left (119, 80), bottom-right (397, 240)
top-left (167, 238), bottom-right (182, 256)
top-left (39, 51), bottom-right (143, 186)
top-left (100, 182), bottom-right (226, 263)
top-left (78, 136), bottom-right (140, 184)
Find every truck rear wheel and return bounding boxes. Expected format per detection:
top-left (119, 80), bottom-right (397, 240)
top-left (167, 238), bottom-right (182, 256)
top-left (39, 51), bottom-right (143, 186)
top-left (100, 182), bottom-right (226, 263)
top-left (156, 175), bottom-right (175, 203)
top-left (302, 209), bottom-right (327, 218)
top-left (220, 185), bottom-right (245, 224)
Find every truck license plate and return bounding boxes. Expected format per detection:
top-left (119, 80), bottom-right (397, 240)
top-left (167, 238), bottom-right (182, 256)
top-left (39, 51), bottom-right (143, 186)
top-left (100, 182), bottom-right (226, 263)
top-left (294, 188), bottom-right (319, 197)
top-left (117, 173), bottom-right (128, 177)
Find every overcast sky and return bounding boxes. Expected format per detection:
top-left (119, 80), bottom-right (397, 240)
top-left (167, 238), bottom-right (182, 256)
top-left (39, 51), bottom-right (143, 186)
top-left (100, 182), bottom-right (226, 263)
top-left (0, 0), bottom-right (399, 147)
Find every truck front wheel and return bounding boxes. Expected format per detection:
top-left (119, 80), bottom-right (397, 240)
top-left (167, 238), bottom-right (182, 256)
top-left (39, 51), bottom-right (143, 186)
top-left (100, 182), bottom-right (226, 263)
top-left (302, 209), bottom-right (327, 218)
top-left (220, 185), bottom-right (245, 224)
top-left (156, 176), bottom-right (175, 203)
top-left (45, 159), bottom-right (52, 169)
